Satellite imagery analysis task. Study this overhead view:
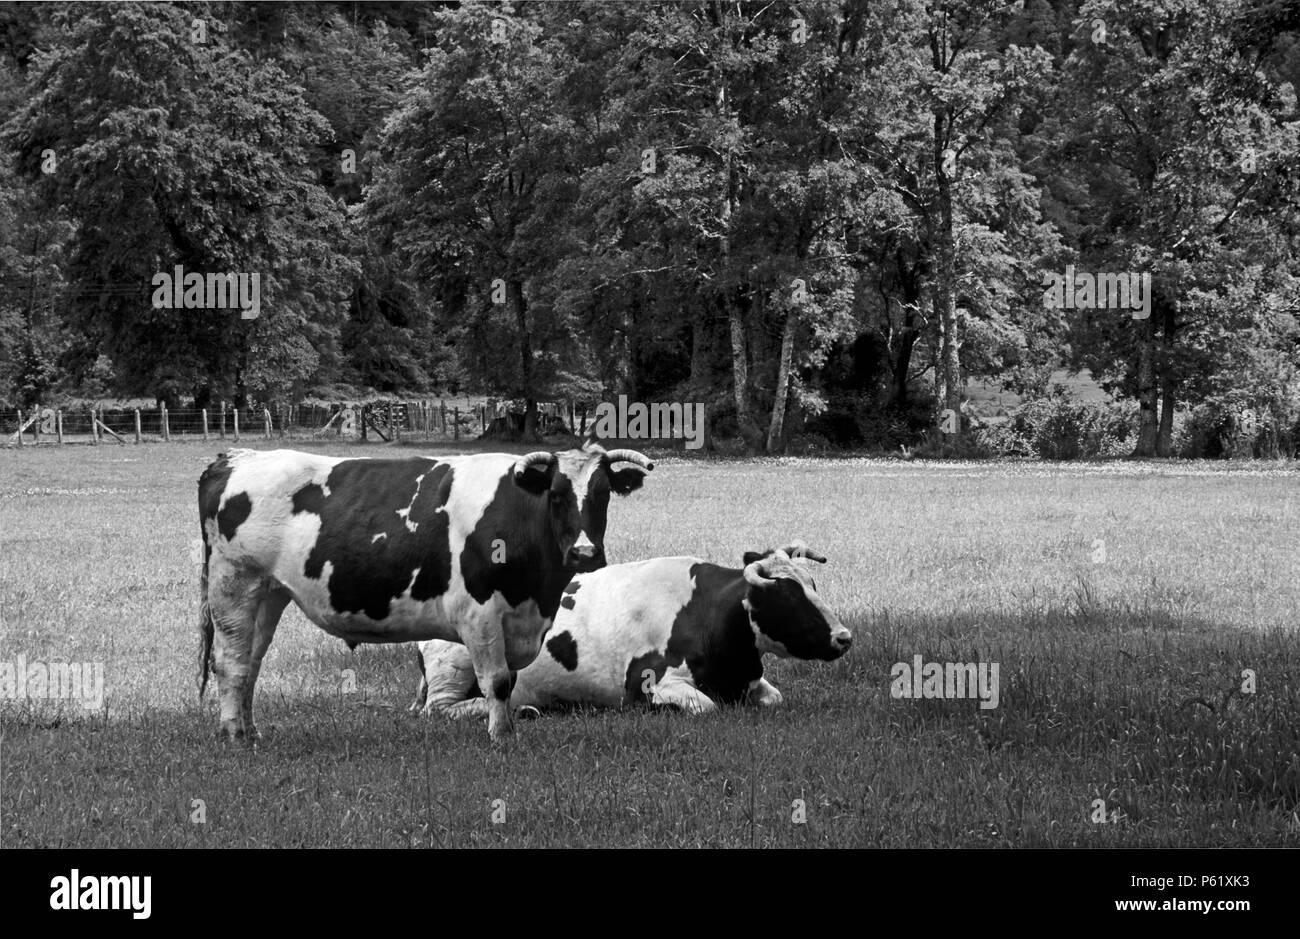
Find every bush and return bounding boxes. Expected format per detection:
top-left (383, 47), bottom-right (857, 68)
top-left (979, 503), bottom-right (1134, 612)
top-left (974, 393), bottom-right (1134, 459)
top-left (1177, 400), bottom-right (1300, 459)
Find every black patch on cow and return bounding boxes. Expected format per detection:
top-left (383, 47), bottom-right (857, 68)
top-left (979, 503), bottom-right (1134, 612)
top-left (546, 631), bottom-right (579, 671)
top-left (491, 673), bottom-right (513, 701)
top-left (292, 482), bottom-right (325, 515)
top-left (624, 650), bottom-right (670, 705)
top-left (460, 470), bottom-right (574, 620)
top-left (197, 453), bottom-right (233, 564)
top-left (747, 577), bottom-right (838, 660)
top-left (559, 578), bottom-right (580, 610)
top-left (216, 492), bottom-right (252, 542)
top-left (299, 458), bottom-right (454, 620)
top-left (665, 563), bottom-right (765, 702)
top-left (620, 564), bottom-right (767, 706)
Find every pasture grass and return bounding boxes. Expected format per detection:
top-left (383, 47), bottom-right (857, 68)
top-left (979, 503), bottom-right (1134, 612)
top-left (1, 441), bottom-right (1298, 846)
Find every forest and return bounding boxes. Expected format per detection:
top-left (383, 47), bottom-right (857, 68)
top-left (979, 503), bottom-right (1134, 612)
top-left (1, 0), bottom-right (1298, 456)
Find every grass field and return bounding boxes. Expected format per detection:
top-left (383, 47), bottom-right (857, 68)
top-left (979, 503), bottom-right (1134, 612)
top-left (2, 441), bottom-right (1298, 847)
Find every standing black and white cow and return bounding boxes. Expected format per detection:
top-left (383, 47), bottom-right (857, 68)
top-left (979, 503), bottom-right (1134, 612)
top-left (411, 544), bottom-right (850, 715)
top-left (196, 442), bottom-right (652, 741)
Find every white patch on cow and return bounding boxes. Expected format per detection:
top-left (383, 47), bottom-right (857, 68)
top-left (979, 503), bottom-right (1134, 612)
top-left (372, 533), bottom-right (386, 543)
top-left (396, 471), bottom-right (426, 533)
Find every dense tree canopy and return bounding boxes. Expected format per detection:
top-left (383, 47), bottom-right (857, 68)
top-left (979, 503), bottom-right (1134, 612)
top-left (1, 0), bottom-right (1297, 455)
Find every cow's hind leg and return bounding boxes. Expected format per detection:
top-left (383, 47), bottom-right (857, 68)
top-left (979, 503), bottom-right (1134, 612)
top-left (208, 573), bottom-right (264, 743)
top-left (209, 574), bottom-right (285, 744)
top-left (415, 639), bottom-right (486, 717)
top-left (242, 585), bottom-right (291, 741)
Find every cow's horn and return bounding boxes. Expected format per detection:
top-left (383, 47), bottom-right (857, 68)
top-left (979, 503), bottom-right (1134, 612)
top-left (743, 557), bottom-right (776, 588)
top-left (514, 451), bottom-right (555, 475)
top-left (603, 449), bottom-right (654, 471)
top-left (782, 541), bottom-right (827, 563)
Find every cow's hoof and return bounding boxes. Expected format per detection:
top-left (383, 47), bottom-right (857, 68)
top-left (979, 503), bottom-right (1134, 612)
top-left (218, 723), bottom-right (259, 747)
top-left (515, 705), bottom-right (542, 721)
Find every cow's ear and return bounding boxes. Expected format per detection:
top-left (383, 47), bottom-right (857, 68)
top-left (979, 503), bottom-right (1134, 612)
top-left (742, 550), bottom-right (769, 566)
top-left (514, 461), bottom-right (556, 495)
top-left (608, 466), bottom-right (647, 495)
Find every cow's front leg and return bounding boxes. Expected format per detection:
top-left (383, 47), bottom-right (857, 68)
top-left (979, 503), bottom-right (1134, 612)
top-left (746, 677), bottom-right (784, 707)
top-left (649, 669), bottom-right (717, 714)
top-left (459, 622), bottom-right (515, 740)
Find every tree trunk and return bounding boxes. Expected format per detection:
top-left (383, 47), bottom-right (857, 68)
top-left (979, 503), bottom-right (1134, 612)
top-left (766, 302), bottom-right (797, 452)
top-left (690, 312), bottom-right (710, 390)
top-left (509, 279), bottom-right (538, 440)
top-left (1133, 313), bottom-right (1158, 456)
top-left (716, 73), bottom-right (762, 451)
top-left (889, 252), bottom-right (923, 410)
top-left (727, 292), bottom-right (756, 438)
top-left (890, 327), bottom-right (919, 409)
top-left (1158, 379), bottom-right (1175, 457)
top-left (1156, 303), bottom-right (1176, 456)
top-left (933, 130), bottom-right (961, 437)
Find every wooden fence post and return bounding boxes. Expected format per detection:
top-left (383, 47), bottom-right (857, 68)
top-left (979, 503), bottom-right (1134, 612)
top-left (202, 409), bottom-right (209, 442)
top-left (454, 407), bottom-right (459, 441)
top-left (91, 407), bottom-right (100, 445)
top-left (14, 409), bottom-right (22, 447)
top-left (264, 408), bottom-right (272, 440)
top-left (56, 409), bottom-right (64, 445)
top-left (440, 400), bottom-right (447, 435)
top-left (162, 404), bottom-right (170, 441)
top-left (233, 408), bottom-right (240, 441)
top-left (33, 406), bottom-right (40, 444)
top-left (134, 409), bottom-right (142, 444)
top-left (219, 402), bottom-right (226, 440)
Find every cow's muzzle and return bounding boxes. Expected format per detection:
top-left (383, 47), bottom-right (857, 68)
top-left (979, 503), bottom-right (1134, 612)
top-left (829, 626), bottom-right (853, 657)
top-left (563, 542), bottom-right (603, 572)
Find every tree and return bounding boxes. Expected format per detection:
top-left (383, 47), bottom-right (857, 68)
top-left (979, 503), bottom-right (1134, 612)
top-left (1059, 0), bottom-right (1300, 455)
top-left (3, 3), bottom-right (355, 407)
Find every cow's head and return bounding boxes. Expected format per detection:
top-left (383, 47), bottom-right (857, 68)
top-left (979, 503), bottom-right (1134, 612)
top-left (740, 543), bottom-right (851, 661)
top-left (513, 441), bottom-right (653, 572)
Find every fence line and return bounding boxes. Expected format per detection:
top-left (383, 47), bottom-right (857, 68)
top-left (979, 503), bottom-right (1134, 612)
top-left (0, 400), bottom-right (515, 447)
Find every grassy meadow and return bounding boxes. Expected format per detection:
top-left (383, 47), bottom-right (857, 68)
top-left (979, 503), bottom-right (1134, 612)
top-left (1, 440), bottom-right (1298, 847)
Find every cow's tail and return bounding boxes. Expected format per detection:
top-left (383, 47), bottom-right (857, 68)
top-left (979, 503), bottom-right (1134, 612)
top-left (198, 553), bottom-right (215, 699)
top-left (197, 453), bottom-right (230, 700)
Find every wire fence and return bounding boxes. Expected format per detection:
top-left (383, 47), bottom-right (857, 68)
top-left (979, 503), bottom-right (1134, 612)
top-left (0, 399), bottom-right (516, 447)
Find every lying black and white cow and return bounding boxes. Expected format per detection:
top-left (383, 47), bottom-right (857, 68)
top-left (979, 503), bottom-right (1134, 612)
top-left (411, 544), bottom-right (850, 715)
top-left (196, 442), bottom-right (652, 741)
